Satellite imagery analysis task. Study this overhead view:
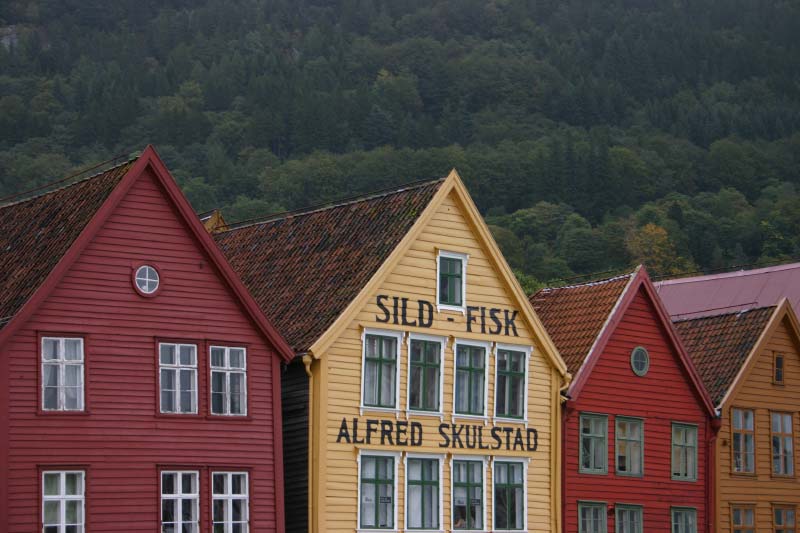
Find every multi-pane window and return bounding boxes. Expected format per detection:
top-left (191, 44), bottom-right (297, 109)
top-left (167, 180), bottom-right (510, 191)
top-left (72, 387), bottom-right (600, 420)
top-left (406, 457), bottom-right (439, 530)
top-left (671, 424), bottom-right (698, 481)
top-left (578, 502), bottom-right (607, 533)
top-left (210, 346), bottom-right (247, 415)
top-left (774, 506), bottom-right (796, 533)
top-left (159, 343), bottom-right (197, 414)
top-left (771, 412), bottom-right (794, 476)
top-left (455, 344), bottom-right (486, 416)
top-left (363, 334), bottom-right (398, 409)
top-left (494, 461), bottom-right (524, 530)
top-left (615, 505), bottom-right (643, 533)
top-left (42, 471), bottom-right (84, 533)
top-left (616, 417), bottom-right (643, 476)
top-left (41, 337), bottom-right (84, 411)
top-left (732, 408), bottom-right (755, 473)
top-left (438, 254), bottom-right (464, 307)
top-left (732, 505), bottom-right (755, 533)
top-left (495, 348), bottom-right (526, 419)
top-left (580, 414), bottom-right (608, 474)
top-left (360, 455), bottom-right (395, 530)
top-left (774, 354), bottom-right (785, 384)
top-left (161, 471), bottom-right (199, 532)
top-left (409, 339), bottom-right (441, 412)
top-left (452, 460), bottom-right (483, 530)
top-left (671, 508), bottom-right (697, 533)
top-left (212, 472), bottom-right (249, 532)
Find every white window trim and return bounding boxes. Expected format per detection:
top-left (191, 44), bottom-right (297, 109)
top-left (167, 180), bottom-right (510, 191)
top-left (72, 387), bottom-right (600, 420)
top-left (211, 471), bottom-right (249, 532)
top-left (450, 455), bottom-right (488, 533)
top-left (209, 345), bottom-right (248, 416)
top-left (41, 337), bottom-right (85, 412)
top-left (357, 449), bottom-right (402, 533)
top-left (406, 333), bottom-right (446, 418)
top-left (42, 470), bottom-right (85, 532)
top-left (493, 343), bottom-right (532, 425)
top-left (490, 457), bottom-right (529, 532)
top-left (436, 250), bottom-right (469, 314)
top-left (158, 343), bottom-right (198, 414)
top-left (360, 328), bottom-right (404, 416)
top-left (160, 470), bottom-right (200, 531)
top-left (452, 339), bottom-right (491, 422)
top-left (404, 453), bottom-right (445, 533)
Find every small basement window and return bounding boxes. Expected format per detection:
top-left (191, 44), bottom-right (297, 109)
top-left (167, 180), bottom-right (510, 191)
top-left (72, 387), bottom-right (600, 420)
top-left (134, 265), bottom-right (160, 295)
top-left (630, 347), bottom-right (650, 377)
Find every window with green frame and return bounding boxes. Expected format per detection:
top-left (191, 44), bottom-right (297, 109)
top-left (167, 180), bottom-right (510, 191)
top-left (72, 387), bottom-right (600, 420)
top-left (578, 502), bottom-right (607, 533)
top-left (406, 457), bottom-right (439, 530)
top-left (494, 461), bottom-right (524, 530)
top-left (495, 348), bottom-right (525, 419)
top-left (362, 334), bottom-right (398, 409)
top-left (671, 424), bottom-right (697, 481)
top-left (671, 507), bottom-right (697, 533)
top-left (455, 344), bottom-right (485, 416)
top-left (409, 339), bottom-right (441, 412)
top-left (360, 455), bottom-right (395, 529)
top-left (452, 460), bottom-right (483, 530)
top-left (580, 414), bottom-right (608, 474)
top-left (616, 417), bottom-right (643, 476)
top-left (439, 255), bottom-right (463, 307)
top-left (615, 505), bottom-right (643, 533)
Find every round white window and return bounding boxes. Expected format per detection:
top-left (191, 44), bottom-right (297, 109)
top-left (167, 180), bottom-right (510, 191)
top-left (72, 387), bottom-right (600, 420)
top-left (631, 346), bottom-right (650, 376)
top-left (134, 265), bottom-right (160, 295)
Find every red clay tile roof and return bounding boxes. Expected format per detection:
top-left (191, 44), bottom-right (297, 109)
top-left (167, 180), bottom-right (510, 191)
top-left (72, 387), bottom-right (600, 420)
top-left (529, 273), bottom-right (634, 375)
top-left (673, 306), bottom-right (775, 406)
top-left (0, 158), bottom-right (136, 329)
top-left (214, 179), bottom-right (445, 354)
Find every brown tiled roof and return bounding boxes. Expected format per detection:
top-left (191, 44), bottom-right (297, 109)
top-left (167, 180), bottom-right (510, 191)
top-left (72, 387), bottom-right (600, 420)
top-left (0, 158), bottom-right (136, 329)
top-left (214, 179), bottom-right (445, 354)
top-left (673, 306), bottom-right (775, 406)
top-left (529, 273), bottom-right (633, 375)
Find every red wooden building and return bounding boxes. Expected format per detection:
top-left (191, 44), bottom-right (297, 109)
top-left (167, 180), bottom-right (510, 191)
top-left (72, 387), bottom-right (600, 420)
top-left (531, 266), bottom-right (718, 533)
top-left (0, 146), bottom-right (293, 532)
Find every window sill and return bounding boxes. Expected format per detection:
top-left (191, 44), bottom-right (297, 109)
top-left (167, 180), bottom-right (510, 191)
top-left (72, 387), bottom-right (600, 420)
top-left (770, 473), bottom-right (796, 479)
top-left (730, 471), bottom-right (757, 477)
top-left (437, 304), bottom-right (465, 315)
top-left (37, 410), bottom-right (90, 417)
top-left (361, 406), bottom-right (401, 417)
top-left (205, 413), bottom-right (252, 422)
top-left (670, 477), bottom-right (698, 482)
top-left (452, 413), bottom-right (489, 424)
top-left (407, 409), bottom-right (444, 420)
top-left (578, 469), bottom-right (608, 476)
top-left (494, 416), bottom-right (526, 426)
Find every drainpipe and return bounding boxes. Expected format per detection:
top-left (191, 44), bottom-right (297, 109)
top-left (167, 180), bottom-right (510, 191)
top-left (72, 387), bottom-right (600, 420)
top-left (707, 415), bottom-right (722, 533)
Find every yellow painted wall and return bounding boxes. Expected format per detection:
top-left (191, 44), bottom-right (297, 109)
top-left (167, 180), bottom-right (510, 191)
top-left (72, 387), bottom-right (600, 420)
top-left (312, 190), bottom-right (561, 532)
top-left (717, 314), bottom-right (800, 532)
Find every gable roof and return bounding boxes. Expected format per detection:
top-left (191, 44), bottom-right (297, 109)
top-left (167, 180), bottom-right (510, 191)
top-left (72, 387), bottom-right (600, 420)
top-left (0, 146), bottom-right (294, 362)
top-left (655, 262), bottom-right (800, 319)
top-left (214, 179), bottom-right (445, 354)
top-left (673, 306), bottom-right (776, 406)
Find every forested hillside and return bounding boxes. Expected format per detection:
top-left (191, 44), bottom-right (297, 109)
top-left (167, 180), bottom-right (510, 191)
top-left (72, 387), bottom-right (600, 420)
top-left (2, 0), bottom-right (799, 286)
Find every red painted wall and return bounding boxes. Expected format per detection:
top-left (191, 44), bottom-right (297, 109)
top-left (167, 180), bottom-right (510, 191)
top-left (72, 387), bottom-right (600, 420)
top-left (3, 168), bottom-right (283, 532)
top-left (563, 287), bottom-right (712, 532)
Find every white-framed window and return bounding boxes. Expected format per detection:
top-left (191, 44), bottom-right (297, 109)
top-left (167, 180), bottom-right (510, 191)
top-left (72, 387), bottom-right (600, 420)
top-left (671, 423), bottom-right (698, 481)
top-left (615, 504), bottom-right (643, 533)
top-left (212, 471), bottom-right (249, 532)
top-left (580, 413), bottom-right (608, 474)
top-left (453, 340), bottom-right (489, 418)
top-left (405, 454), bottom-right (443, 531)
top-left (134, 264), bottom-right (160, 294)
top-left (42, 470), bottom-right (85, 533)
top-left (358, 450), bottom-right (400, 531)
top-left (41, 337), bottom-right (84, 411)
top-left (615, 417), bottom-right (643, 476)
top-left (161, 471), bottom-right (199, 532)
top-left (451, 456), bottom-right (486, 531)
top-left (437, 250), bottom-right (468, 312)
top-left (407, 334), bottom-right (445, 414)
top-left (494, 344), bottom-right (530, 421)
top-left (578, 501), bottom-right (607, 533)
top-left (671, 507), bottom-right (697, 533)
top-left (159, 343), bottom-right (198, 414)
top-left (361, 329), bottom-right (402, 412)
top-left (492, 459), bottom-right (527, 531)
top-left (732, 408), bottom-right (755, 473)
top-left (210, 346), bottom-right (247, 415)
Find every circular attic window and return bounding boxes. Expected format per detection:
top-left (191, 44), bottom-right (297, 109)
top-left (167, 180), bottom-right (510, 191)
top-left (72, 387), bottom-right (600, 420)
top-left (630, 346), bottom-right (650, 377)
top-left (134, 265), bottom-right (160, 295)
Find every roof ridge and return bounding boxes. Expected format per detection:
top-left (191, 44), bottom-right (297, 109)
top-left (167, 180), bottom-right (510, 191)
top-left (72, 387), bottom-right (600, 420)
top-left (536, 270), bottom-right (636, 294)
top-left (0, 154), bottom-right (139, 210)
top-left (222, 176), bottom-right (446, 232)
top-left (659, 260), bottom-right (800, 285)
top-left (672, 304), bottom-right (777, 324)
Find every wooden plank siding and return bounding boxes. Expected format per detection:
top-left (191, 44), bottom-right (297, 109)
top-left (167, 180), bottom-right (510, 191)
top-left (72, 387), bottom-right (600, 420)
top-left (315, 191), bottom-right (561, 532)
top-left (4, 168), bottom-right (283, 531)
top-left (564, 287), bottom-right (712, 532)
top-left (717, 314), bottom-right (800, 532)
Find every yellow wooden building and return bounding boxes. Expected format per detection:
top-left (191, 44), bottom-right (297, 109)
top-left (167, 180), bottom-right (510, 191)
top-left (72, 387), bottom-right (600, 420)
top-left (215, 170), bottom-right (570, 533)
top-left (675, 299), bottom-right (800, 532)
